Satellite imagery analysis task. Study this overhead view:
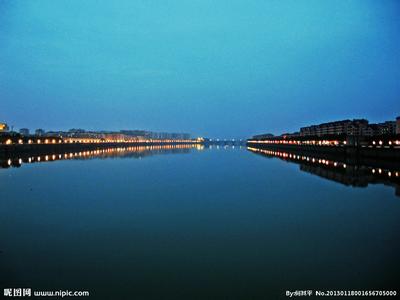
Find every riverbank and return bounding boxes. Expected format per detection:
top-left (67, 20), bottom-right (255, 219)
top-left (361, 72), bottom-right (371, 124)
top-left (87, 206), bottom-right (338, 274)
top-left (246, 142), bottom-right (400, 166)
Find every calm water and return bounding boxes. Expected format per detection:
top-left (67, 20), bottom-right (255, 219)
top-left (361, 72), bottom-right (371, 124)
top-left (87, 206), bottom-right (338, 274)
top-left (1, 146), bottom-right (399, 299)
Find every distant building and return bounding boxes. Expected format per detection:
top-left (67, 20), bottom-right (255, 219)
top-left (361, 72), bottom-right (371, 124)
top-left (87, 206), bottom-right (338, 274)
top-left (68, 128), bottom-right (86, 135)
top-left (375, 121), bottom-right (396, 135)
top-left (0, 122), bottom-right (9, 132)
top-left (45, 131), bottom-right (65, 137)
top-left (396, 117), bottom-right (400, 135)
top-left (103, 133), bottom-right (127, 141)
top-left (300, 119), bottom-right (369, 137)
top-left (282, 132), bottom-right (300, 138)
top-left (35, 129), bottom-right (45, 136)
top-left (253, 133), bottom-right (274, 139)
top-left (120, 130), bottom-right (149, 137)
top-left (120, 130), bottom-right (191, 140)
top-left (347, 119), bottom-right (369, 136)
top-left (363, 124), bottom-right (378, 136)
top-left (257, 117), bottom-right (400, 140)
top-left (170, 133), bottom-right (191, 140)
top-left (19, 128), bottom-right (30, 136)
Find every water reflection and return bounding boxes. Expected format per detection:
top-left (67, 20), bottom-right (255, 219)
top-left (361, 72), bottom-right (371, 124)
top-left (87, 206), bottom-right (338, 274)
top-left (1, 145), bottom-right (399, 298)
top-left (248, 146), bottom-right (400, 197)
top-left (0, 144), bottom-right (204, 169)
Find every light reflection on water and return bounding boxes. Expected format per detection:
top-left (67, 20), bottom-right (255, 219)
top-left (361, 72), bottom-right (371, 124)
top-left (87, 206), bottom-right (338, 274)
top-left (1, 144), bottom-right (204, 169)
top-left (247, 146), bottom-right (400, 197)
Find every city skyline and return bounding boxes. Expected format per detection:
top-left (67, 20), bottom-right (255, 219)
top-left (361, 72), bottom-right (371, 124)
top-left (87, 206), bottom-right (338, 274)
top-left (1, 0), bottom-right (400, 138)
top-left (2, 115), bottom-right (399, 140)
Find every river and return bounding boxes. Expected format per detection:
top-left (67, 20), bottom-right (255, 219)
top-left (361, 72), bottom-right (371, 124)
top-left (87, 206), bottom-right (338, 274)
top-left (1, 145), bottom-right (399, 299)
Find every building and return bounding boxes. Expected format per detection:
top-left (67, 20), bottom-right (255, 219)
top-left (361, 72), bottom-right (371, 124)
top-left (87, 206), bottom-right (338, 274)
top-left (300, 119), bottom-right (369, 137)
top-left (120, 130), bottom-right (191, 140)
top-left (347, 119), bottom-right (369, 135)
top-left (19, 128), bottom-right (30, 136)
top-left (252, 117), bottom-right (399, 142)
top-left (282, 132), bottom-right (300, 138)
top-left (263, 117), bottom-right (399, 140)
top-left (45, 131), bottom-right (65, 137)
top-left (360, 121), bottom-right (397, 136)
top-left (253, 133), bottom-right (274, 140)
top-left (170, 133), bottom-right (191, 140)
top-left (103, 133), bottom-right (129, 141)
top-left (120, 130), bottom-right (150, 137)
top-left (67, 129), bottom-right (86, 136)
top-left (0, 122), bottom-right (9, 132)
top-left (375, 121), bottom-right (396, 135)
top-left (35, 129), bottom-right (45, 136)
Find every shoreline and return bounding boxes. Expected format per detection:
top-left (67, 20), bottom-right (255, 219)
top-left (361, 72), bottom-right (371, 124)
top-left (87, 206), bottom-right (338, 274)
top-left (246, 142), bottom-right (400, 166)
top-left (0, 141), bottom-right (200, 158)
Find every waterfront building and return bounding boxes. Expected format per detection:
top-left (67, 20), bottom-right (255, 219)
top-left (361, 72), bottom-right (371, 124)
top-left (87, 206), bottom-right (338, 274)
top-left (120, 130), bottom-right (150, 137)
top-left (298, 119), bottom-right (398, 137)
top-left (0, 122), bottom-right (9, 132)
top-left (45, 131), bottom-right (62, 137)
top-left (68, 128), bottom-right (86, 136)
top-left (104, 133), bottom-right (129, 141)
top-left (170, 133), bottom-right (191, 140)
top-left (119, 130), bottom-right (190, 140)
top-left (254, 117), bottom-right (399, 141)
top-left (35, 129), bottom-right (45, 136)
top-left (300, 119), bottom-right (369, 137)
top-left (347, 119), bottom-right (369, 135)
top-left (282, 132), bottom-right (301, 138)
top-left (19, 128), bottom-right (30, 136)
top-left (253, 133), bottom-right (274, 140)
top-left (159, 132), bottom-right (171, 139)
top-left (375, 121), bottom-right (396, 135)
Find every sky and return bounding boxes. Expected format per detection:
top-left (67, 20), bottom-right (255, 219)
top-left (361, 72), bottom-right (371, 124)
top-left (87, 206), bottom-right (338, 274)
top-left (0, 0), bottom-right (399, 138)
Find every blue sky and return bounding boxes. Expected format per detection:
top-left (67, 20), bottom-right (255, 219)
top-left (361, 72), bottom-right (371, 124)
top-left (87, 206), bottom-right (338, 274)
top-left (1, 0), bottom-right (399, 138)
